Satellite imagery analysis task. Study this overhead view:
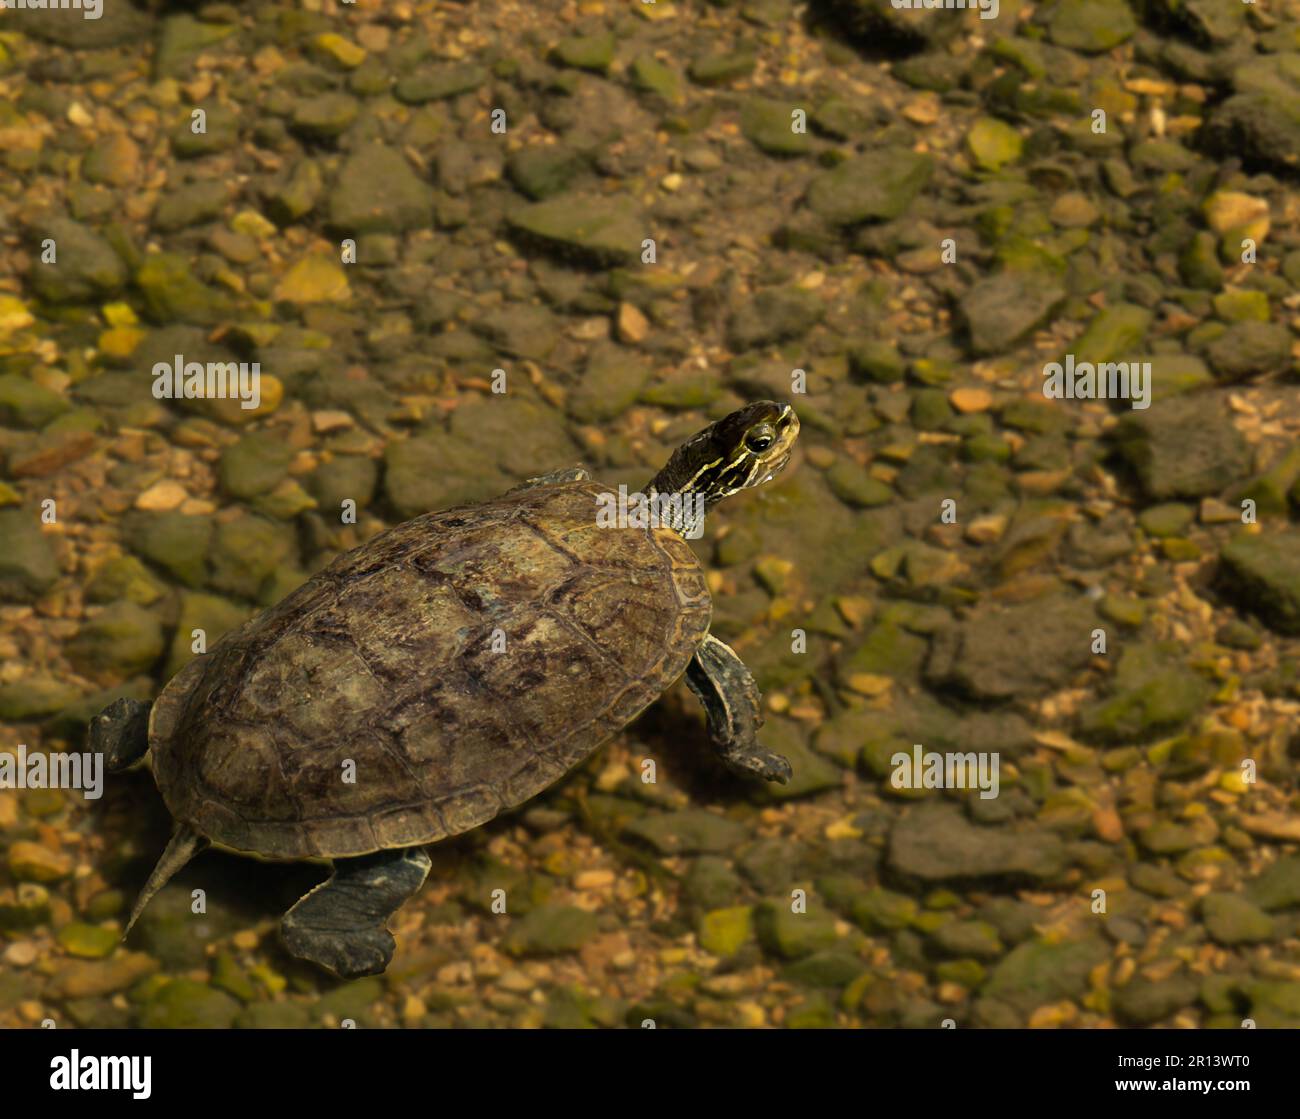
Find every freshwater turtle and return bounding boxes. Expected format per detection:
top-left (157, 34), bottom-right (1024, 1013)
top-left (91, 400), bottom-right (800, 978)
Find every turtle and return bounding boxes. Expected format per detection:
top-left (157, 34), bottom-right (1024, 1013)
top-left (90, 399), bottom-right (800, 978)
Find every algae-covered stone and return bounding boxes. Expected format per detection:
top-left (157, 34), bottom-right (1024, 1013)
top-left (508, 194), bottom-right (645, 266)
top-left (984, 936), bottom-right (1109, 1012)
top-left (56, 922), bottom-right (119, 959)
top-left (29, 218), bottom-right (127, 304)
top-left (7, 840), bottom-right (73, 883)
top-left (966, 117), bottom-right (1022, 170)
top-left (1246, 855), bottom-right (1300, 911)
top-left (1047, 0), bottom-right (1136, 52)
top-left (753, 900), bottom-right (839, 960)
top-left (1113, 974), bottom-right (1199, 1025)
top-left (0, 510), bottom-right (58, 602)
top-left (1078, 642), bottom-right (1213, 743)
top-left (888, 802), bottom-right (1066, 883)
top-left (218, 431), bottom-right (296, 499)
top-left (960, 269), bottom-right (1066, 355)
top-left (624, 809), bottom-right (747, 855)
top-left (85, 555), bottom-right (166, 606)
top-left (1205, 321), bottom-right (1291, 382)
top-left (727, 286), bottom-right (825, 350)
top-left (153, 181), bottom-right (228, 232)
top-left (507, 145), bottom-right (587, 201)
top-left (568, 345), bottom-right (651, 423)
top-left (1072, 302), bottom-right (1150, 363)
top-left (0, 677), bottom-right (82, 720)
top-left (166, 592), bottom-right (252, 679)
top-left (0, 374), bottom-right (70, 428)
top-left (384, 432), bottom-right (504, 519)
top-left (309, 455), bottom-right (378, 515)
top-left (329, 144), bottom-right (432, 234)
top-left (741, 98), bottom-right (815, 157)
top-left (502, 904), bottom-right (599, 956)
top-left (274, 254), bottom-right (351, 304)
top-left (140, 979), bottom-right (241, 1029)
top-left (1202, 893), bottom-right (1276, 945)
top-left (698, 906), bottom-right (754, 956)
top-left (1113, 392), bottom-right (1249, 500)
top-left (68, 602), bottom-right (164, 677)
top-left (135, 252), bottom-right (233, 324)
top-left (124, 510), bottom-right (213, 588)
top-left (393, 63), bottom-right (488, 104)
top-left (208, 515), bottom-right (295, 600)
top-left (805, 148), bottom-right (933, 225)
top-left (1218, 531), bottom-right (1300, 635)
top-left (154, 14), bottom-right (235, 79)
top-left (925, 595), bottom-right (1094, 701)
top-left (552, 32), bottom-right (616, 73)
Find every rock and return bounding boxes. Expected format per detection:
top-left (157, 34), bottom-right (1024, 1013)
top-left (682, 857), bottom-right (746, 911)
top-left (508, 194), bottom-right (645, 266)
top-left (753, 901), bottom-right (840, 960)
top-left (1113, 974), bottom-right (1199, 1025)
top-left (218, 431), bottom-right (296, 499)
top-left (1218, 531), bottom-right (1300, 635)
top-left (1072, 302), bottom-right (1151, 363)
top-left (552, 32), bottom-right (616, 73)
top-left (966, 117), bottom-right (1022, 170)
top-left (135, 253), bottom-right (233, 324)
top-left (727, 286), bottom-right (825, 350)
top-left (1113, 393), bottom-right (1249, 499)
top-left (624, 809), bottom-right (748, 855)
top-left (28, 218), bottom-right (127, 304)
top-left (697, 906), bottom-right (754, 956)
top-left (741, 98), bottom-right (815, 157)
top-left (960, 269), bottom-right (1066, 356)
top-left (983, 936), bottom-right (1109, 1013)
top-left (1204, 54), bottom-right (1300, 174)
top-left (930, 919), bottom-right (1004, 960)
top-left (1202, 893), bottom-right (1276, 945)
top-left (154, 14), bottom-right (236, 79)
top-left (0, 373), bottom-right (70, 428)
top-left (1247, 856), bottom-right (1300, 911)
top-left (393, 63), bottom-right (488, 103)
top-left (804, 148), bottom-right (933, 225)
top-left (507, 145), bottom-right (587, 201)
top-left (567, 345), bottom-right (651, 423)
top-left (329, 144), bottom-right (432, 234)
top-left (153, 181), bottom-right (228, 232)
top-left (1205, 321), bottom-right (1291, 381)
top-left (7, 840), bottom-right (73, 882)
top-left (140, 979), bottom-right (241, 1029)
top-left (124, 510), bottom-right (213, 588)
top-left (208, 515), bottom-right (295, 600)
top-left (925, 594), bottom-right (1095, 700)
top-left (384, 432), bottom-right (503, 519)
top-left (502, 904), bottom-right (599, 956)
top-left (17, 0), bottom-right (151, 48)
top-left (784, 950), bottom-right (866, 988)
top-left (689, 48), bottom-right (757, 87)
top-left (630, 55), bottom-right (684, 102)
top-left (165, 593), bottom-right (251, 679)
top-left (1047, 0), bottom-right (1137, 52)
top-left (275, 254), bottom-right (351, 305)
top-left (1078, 642), bottom-right (1213, 743)
top-left (56, 922), bottom-right (119, 959)
top-left (290, 93), bottom-right (359, 140)
top-left (309, 455), bottom-right (378, 516)
top-left (0, 510), bottom-right (58, 602)
top-left (46, 953), bottom-right (158, 999)
top-left (68, 602), bottom-right (164, 677)
top-left (473, 303), bottom-right (559, 361)
top-left (888, 802), bottom-right (1066, 882)
top-left (0, 677), bottom-right (82, 720)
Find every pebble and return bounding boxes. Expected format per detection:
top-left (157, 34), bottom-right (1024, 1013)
top-left (7, 841), bottom-right (73, 883)
top-left (950, 387), bottom-right (993, 413)
top-left (4, 941), bottom-right (38, 967)
top-left (134, 480), bottom-right (188, 511)
top-left (616, 302), bottom-right (649, 344)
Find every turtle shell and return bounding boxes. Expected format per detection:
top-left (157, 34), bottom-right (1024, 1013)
top-left (148, 480), bottom-right (712, 859)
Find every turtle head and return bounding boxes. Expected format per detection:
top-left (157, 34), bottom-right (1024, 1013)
top-left (649, 400), bottom-right (799, 509)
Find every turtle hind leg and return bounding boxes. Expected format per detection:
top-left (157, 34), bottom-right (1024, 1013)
top-left (89, 697), bottom-right (152, 773)
top-left (685, 632), bottom-right (792, 785)
top-left (280, 847), bottom-right (431, 979)
top-left (508, 465), bottom-right (590, 493)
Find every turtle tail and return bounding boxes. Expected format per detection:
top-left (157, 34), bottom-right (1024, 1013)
top-left (123, 823), bottom-right (209, 938)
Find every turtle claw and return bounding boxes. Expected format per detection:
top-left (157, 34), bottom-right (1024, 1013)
top-left (725, 749), bottom-right (792, 785)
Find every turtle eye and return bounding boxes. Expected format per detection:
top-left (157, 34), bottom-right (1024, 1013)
top-left (745, 424), bottom-right (776, 453)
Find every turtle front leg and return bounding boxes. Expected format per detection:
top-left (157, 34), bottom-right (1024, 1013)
top-left (88, 697), bottom-right (152, 773)
top-left (280, 847), bottom-right (431, 979)
top-left (685, 633), bottom-right (792, 785)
